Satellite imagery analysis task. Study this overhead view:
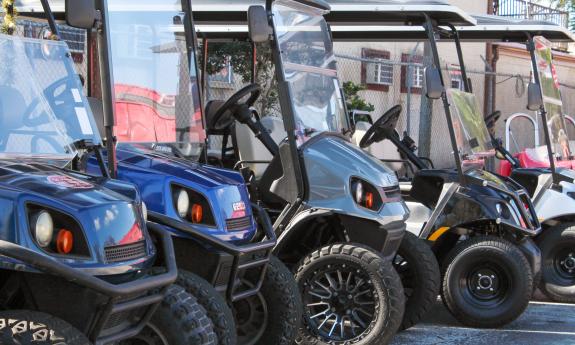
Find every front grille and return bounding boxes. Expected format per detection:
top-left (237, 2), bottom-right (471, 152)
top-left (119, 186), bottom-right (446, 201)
top-left (383, 185), bottom-right (401, 199)
top-left (105, 241), bottom-right (147, 263)
top-left (226, 216), bottom-right (253, 232)
top-left (103, 310), bottom-right (132, 330)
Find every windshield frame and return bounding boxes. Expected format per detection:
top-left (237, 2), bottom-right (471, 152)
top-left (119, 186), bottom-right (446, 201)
top-left (270, 0), bottom-right (350, 143)
top-left (0, 33), bottom-right (99, 166)
top-left (528, 34), bottom-right (569, 181)
top-left (104, 0), bottom-right (207, 159)
top-left (446, 88), bottom-right (495, 159)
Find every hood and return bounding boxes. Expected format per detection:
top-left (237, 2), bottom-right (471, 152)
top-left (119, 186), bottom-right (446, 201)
top-left (116, 147), bottom-right (245, 187)
top-left (0, 161), bottom-right (152, 273)
top-left (109, 147), bottom-right (256, 242)
top-left (0, 162), bottom-right (134, 209)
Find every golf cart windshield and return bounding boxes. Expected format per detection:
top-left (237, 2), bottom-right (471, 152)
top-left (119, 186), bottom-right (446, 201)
top-left (533, 36), bottom-right (571, 160)
top-left (446, 89), bottom-right (494, 159)
top-left (108, 0), bottom-right (205, 156)
top-left (0, 34), bottom-right (98, 166)
top-left (271, 0), bottom-right (348, 143)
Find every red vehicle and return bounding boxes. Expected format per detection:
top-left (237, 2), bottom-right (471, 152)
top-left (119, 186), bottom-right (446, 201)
top-left (114, 84), bottom-right (205, 143)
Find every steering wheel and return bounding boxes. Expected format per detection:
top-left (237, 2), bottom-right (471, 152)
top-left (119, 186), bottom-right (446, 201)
top-left (208, 83), bottom-right (262, 131)
top-left (359, 105), bottom-right (402, 148)
top-left (23, 77), bottom-right (77, 128)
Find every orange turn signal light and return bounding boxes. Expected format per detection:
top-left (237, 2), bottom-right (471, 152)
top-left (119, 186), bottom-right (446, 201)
top-left (191, 204), bottom-right (203, 223)
top-left (365, 192), bottom-right (374, 209)
top-left (56, 229), bottom-right (73, 254)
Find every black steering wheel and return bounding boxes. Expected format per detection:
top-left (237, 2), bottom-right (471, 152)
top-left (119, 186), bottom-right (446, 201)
top-left (359, 105), bottom-right (402, 148)
top-left (208, 83), bottom-right (262, 131)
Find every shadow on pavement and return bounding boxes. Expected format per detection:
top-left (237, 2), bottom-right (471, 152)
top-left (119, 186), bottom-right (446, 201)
top-left (392, 300), bottom-right (575, 345)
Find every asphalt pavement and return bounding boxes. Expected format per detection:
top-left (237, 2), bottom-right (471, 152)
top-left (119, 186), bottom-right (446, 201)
top-left (393, 300), bottom-right (575, 345)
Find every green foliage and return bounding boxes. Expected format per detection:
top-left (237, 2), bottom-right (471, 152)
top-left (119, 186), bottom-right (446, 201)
top-left (203, 41), bottom-right (279, 115)
top-left (343, 81), bottom-right (375, 112)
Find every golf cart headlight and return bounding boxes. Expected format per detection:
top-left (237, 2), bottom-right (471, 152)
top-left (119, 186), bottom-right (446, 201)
top-left (176, 189), bottom-right (190, 218)
top-left (495, 203), bottom-right (503, 215)
top-left (353, 180), bottom-right (364, 204)
top-left (141, 202), bottom-right (148, 220)
top-left (350, 178), bottom-right (382, 211)
top-left (33, 211), bottom-right (54, 248)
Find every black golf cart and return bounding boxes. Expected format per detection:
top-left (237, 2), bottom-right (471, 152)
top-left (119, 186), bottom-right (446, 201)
top-left (318, 2), bottom-right (543, 328)
top-left (453, 15), bottom-right (575, 303)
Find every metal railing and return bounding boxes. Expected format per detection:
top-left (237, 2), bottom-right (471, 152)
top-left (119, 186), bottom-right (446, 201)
top-left (494, 0), bottom-right (569, 28)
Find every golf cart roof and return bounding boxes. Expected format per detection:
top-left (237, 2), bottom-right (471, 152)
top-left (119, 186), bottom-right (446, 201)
top-left (197, 13), bottom-right (574, 44)
top-left (192, 0), bottom-right (475, 26)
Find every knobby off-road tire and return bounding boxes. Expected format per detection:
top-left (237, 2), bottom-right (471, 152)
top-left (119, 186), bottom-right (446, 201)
top-left (394, 232), bottom-right (440, 330)
top-left (0, 310), bottom-right (89, 345)
top-left (441, 237), bottom-right (532, 328)
top-left (233, 255), bottom-right (302, 345)
top-left (295, 243), bottom-right (405, 345)
top-left (122, 284), bottom-right (216, 345)
top-left (536, 223), bottom-right (575, 302)
top-left (177, 271), bottom-right (237, 345)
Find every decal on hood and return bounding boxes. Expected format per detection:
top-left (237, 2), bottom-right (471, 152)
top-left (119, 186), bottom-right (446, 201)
top-left (232, 201), bottom-right (246, 218)
top-left (47, 175), bottom-right (93, 189)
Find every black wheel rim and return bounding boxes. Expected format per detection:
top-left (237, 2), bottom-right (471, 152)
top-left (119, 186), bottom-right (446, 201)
top-left (461, 261), bottom-right (511, 308)
top-left (233, 282), bottom-right (268, 345)
top-left (302, 263), bottom-right (378, 342)
top-left (552, 246), bottom-right (575, 284)
top-left (118, 323), bottom-right (169, 345)
top-left (394, 254), bottom-right (415, 299)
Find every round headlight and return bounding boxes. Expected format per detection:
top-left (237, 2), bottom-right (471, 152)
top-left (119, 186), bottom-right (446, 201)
top-left (176, 189), bottom-right (190, 218)
top-left (353, 181), bottom-right (364, 204)
top-left (141, 202), bottom-right (148, 220)
top-left (34, 211), bottom-right (54, 248)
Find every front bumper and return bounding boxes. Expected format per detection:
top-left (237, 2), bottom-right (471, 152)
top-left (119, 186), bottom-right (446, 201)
top-left (149, 203), bottom-right (277, 303)
top-left (0, 223), bottom-right (177, 345)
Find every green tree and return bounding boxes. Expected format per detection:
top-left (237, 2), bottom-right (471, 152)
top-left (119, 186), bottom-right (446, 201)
top-left (202, 41), bottom-right (279, 116)
top-left (342, 81), bottom-right (375, 112)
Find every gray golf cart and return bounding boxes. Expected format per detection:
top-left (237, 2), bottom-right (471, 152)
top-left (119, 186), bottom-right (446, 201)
top-left (193, 1), bottom-right (413, 344)
top-left (192, 0), bottom-right (487, 332)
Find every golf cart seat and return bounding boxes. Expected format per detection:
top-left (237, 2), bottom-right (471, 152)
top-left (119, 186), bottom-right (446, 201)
top-left (352, 121), bottom-right (403, 171)
top-left (235, 116), bottom-right (286, 179)
top-left (410, 169), bottom-right (459, 209)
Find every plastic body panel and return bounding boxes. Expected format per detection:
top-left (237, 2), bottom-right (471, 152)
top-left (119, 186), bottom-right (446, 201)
top-left (282, 135), bottom-right (410, 257)
top-left (0, 161), bottom-right (155, 275)
top-left (87, 146), bottom-right (257, 243)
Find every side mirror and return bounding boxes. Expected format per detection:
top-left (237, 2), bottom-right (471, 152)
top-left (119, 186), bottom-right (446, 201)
top-left (527, 82), bottom-right (543, 111)
top-left (425, 66), bottom-right (443, 100)
top-left (248, 6), bottom-right (271, 44)
top-left (65, 0), bottom-right (98, 30)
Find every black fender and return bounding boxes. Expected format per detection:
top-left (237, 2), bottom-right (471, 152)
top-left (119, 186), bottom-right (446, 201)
top-left (273, 208), bottom-right (405, 261)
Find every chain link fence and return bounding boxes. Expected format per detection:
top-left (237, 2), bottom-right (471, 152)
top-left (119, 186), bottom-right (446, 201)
top-left (1, 17), bottom-right (89, 89)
